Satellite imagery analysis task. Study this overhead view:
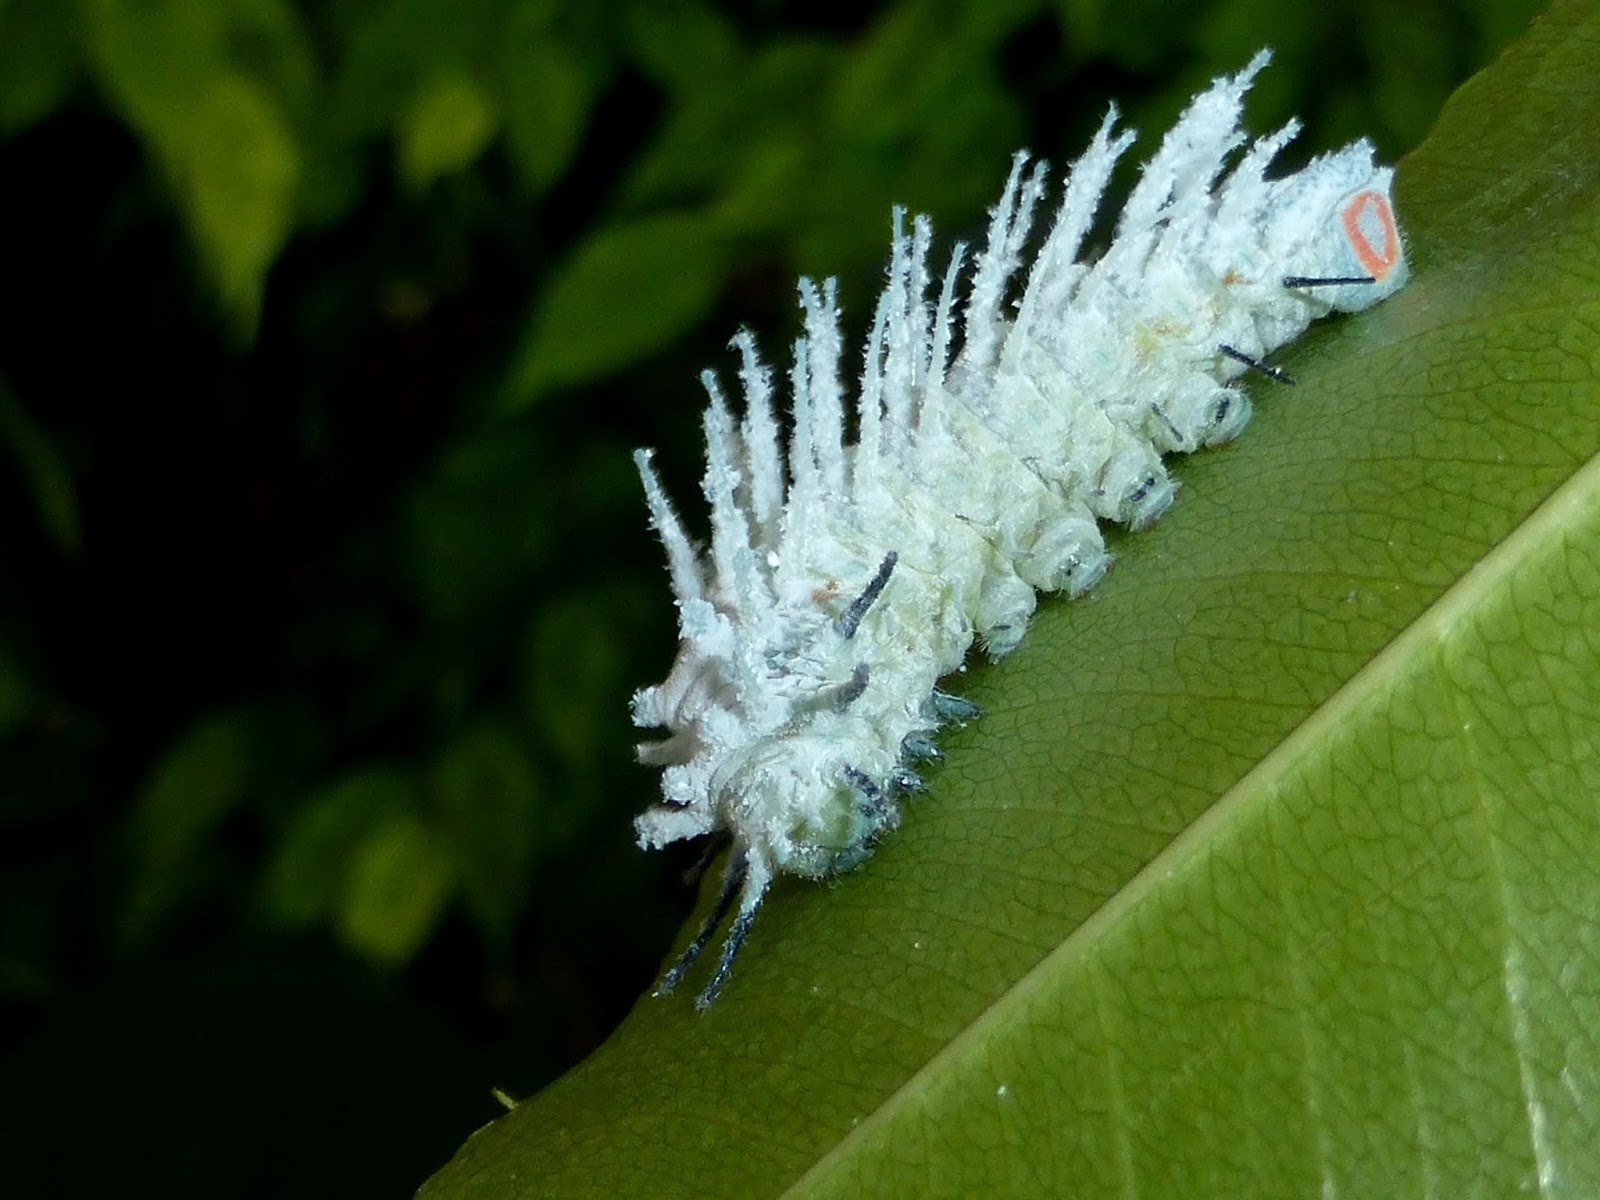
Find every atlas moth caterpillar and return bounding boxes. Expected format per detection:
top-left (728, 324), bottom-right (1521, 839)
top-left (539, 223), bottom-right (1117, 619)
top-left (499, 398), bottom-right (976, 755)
top-left (630, 49), bottom-right (1407, 1009)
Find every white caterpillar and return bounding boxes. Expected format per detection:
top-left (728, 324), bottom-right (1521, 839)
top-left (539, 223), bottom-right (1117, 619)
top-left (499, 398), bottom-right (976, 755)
top-left (630, 51), bottom-right (1407, 1008)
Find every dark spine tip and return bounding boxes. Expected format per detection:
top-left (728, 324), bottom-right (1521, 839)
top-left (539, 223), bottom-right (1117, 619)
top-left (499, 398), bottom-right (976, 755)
top-left (1282, 274), bottom-right (1375, 288)
top-left (694, 907), bottom-right (756, 1011)
top-left (1218, 344), bottom-right (1296, 386)
top-left (836, 550), bottom-right (900, 639)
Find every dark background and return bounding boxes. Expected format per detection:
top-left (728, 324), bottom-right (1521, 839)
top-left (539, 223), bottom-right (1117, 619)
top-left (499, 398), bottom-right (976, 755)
top-left (0, 1), bottom-right (1543, 1195)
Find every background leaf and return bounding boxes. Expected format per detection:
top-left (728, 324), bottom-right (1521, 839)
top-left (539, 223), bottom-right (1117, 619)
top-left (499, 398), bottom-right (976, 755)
top-left (0, 370), bottom-right (80, 555)
top-left (430, 722), bottom-right (543, 956)
top-left (119, 712), bottom-right (256, 952)
top-left (0, 632), bottom-right (34, 740)
top-left (507, 211), bottom-right (730, 407)
top-left (84, 0), bottom-right (306, 330)
top-left (498, 35), bottom-right (598, 195)
top-left (0, 0), bottom-right (80, 135)
top-left (338, 810), bottom-right (457, 964)
top-left (260, 767), bottom-right (416, 929)
top-left (398, 71), bottom-right (500, 190)
top-left (419, 3), bottom-right (1600, 1195)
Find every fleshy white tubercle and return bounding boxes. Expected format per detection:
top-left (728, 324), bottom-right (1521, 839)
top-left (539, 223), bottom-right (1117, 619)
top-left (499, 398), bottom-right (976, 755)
top-left (630, 50), bottom-right (1408, 1009)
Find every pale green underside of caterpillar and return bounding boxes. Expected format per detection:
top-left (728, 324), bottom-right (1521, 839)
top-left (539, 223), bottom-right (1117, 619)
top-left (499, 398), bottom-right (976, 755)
top-left (630, 49), bottom-right (1408, 1009)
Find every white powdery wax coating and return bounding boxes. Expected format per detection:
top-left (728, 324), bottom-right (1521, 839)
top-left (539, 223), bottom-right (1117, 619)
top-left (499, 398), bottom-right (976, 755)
top-left (629, 49), bottom-right (1408, 1007)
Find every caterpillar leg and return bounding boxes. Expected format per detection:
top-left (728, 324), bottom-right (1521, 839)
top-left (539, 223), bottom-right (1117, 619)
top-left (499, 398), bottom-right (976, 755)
top-left (656, 850), bottom-right (747, 998)
top-left (656, 844), bottom-right (774, 1010)
top-left (694, 902), bottom-right (759, 1012)
top-left (930, 689), bottom-right (982, 722)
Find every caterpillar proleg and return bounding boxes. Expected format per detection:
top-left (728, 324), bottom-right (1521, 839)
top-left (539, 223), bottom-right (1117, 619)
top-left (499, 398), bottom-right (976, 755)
top-left (631, 50), bottom-right (1408, 1008)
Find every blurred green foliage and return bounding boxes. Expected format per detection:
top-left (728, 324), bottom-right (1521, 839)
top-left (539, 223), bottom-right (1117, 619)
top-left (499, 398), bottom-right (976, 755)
top-left (0, 0), bottom-right (1547, 1193)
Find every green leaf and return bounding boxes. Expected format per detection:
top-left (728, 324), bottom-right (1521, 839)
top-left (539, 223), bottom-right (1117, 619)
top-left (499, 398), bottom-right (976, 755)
top-left (329, 0), bottom-right (499, 139)
top-left (499, 36), bottom-right (598, 195)
top-left (259, 767), bottom-right (415, 928)
top-left (621, 0), bottom-right (739, 94)
top-left (405, 427), bottom-right (556, 627)
top-left (430, 724), bottom-right (543, 954)
top-left (1055, 0), bottom-right (1204, 71)
top-left (0, 0), bottom-right (80, 135)
top-left (0, 635), bottom-right (32, 739)
top-left (506, 211), bottom-right (728, 408)
top-left (421, 4), bottom-right (1600, 1196)
top-left (398, 71), bottom-right (500, 190)
top-left (0, 371), bottom-right (80, 555)
top-left (84, 0), bottom-right (304, 331)
top-left (175, 73), bottom-right (300, 328)
top-left (338, 812), bottom-right (457, 965)
top-left (119, 713), bottom-right (255, 951)
top-left (799, 3), bottom-right (1026, 270)
top-left (622, 38), bottom-right (836, 215)
top-left (524, 590), bottom-right (638, 779)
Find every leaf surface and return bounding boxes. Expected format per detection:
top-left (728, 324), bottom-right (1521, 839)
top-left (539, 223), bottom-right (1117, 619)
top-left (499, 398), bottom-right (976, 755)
top-left (422, 5), bottom-right (1600, 1195)
top-left (84, 0), bottom-right (305, 331)
top-left (506, 211), bottom-right (729, 408)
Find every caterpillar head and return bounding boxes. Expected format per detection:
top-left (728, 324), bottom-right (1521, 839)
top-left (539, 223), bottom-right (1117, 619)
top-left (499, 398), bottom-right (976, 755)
top-left (1268, 147), bottom-right (1408, 314)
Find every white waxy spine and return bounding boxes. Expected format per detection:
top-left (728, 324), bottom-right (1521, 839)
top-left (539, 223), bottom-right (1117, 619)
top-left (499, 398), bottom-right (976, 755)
top-left (630, 50), bottom-right (1408, 1007)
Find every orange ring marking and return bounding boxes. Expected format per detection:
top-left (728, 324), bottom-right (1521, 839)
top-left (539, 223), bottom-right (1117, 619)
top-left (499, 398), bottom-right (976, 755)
top-left (1340, 190), bottom-right (1400, 280)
